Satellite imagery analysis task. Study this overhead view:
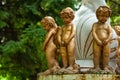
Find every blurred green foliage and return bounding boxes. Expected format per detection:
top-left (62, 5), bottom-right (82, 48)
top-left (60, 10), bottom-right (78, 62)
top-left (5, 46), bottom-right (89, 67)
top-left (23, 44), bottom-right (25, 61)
top-left (106, 0), bottom-right (120, 25)
top-left (0, 0), bottom-right (120, 80)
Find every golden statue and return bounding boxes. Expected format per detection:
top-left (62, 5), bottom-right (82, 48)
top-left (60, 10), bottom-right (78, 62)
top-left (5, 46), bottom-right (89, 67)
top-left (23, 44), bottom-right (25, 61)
top-left (58, 7), bottom-right (80, 73)
top-left (112, 26), bottom-right (120, 59)
top-left (39, 16), bottom-right (61, 75)
top-left (91, 6), bottom-right (113, 73)
top-left (113, 26), bottom-right (120, 74)
top-left (116, 61), bottom-right (120, 74)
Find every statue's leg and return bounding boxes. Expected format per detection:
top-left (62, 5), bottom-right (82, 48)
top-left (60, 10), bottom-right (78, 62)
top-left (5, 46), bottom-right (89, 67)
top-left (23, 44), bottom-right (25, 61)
top-left (46, 50), bottom-right (55, 68)
top-left (45, 44), bottom-right (58, 68)
top-left (60, 46), bottom-right (68, 68)
top-left (93, 41), bottom-right (101, 70)
top-left (103, 43), bottom-right (114, 73)
top-left (103, 43), bottom-right (110, 69)
top-left (67, 39), bottom-right (76, 70)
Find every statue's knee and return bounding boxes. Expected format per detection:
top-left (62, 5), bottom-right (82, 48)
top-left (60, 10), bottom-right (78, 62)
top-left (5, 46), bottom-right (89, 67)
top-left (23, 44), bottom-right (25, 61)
top-left (104, 53), bottom-right (109, 57)
top-left (93, 53), bottom-right (100, 58)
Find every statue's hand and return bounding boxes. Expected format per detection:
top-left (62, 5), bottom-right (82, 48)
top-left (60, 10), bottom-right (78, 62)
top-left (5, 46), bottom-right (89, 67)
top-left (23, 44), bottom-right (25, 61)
top-left (50, 28), bottom-right (56, 34)
top-left (97, 41), bottom-right (102, 46)
top-left (64, 39), bottom-right (69, 45)
top-left (103, 40), bottom-right (109, 45)
top-left (103, 41), bottom-right (107, 45)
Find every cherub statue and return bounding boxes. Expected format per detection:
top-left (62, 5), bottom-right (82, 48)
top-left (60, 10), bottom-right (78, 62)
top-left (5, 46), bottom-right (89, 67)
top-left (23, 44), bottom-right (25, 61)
top-left (91, 6), bottom-right (113, 73)
top-left (58, 7), bottom-right (80, 73)
top-left (39, 16), bottom-right (61, 75)
top-left (113, 26), bottom-right (120, 74)
top-left (116, 62), bottom-right (120, 74)
top-left (113, 26), bottom-right (120, 59)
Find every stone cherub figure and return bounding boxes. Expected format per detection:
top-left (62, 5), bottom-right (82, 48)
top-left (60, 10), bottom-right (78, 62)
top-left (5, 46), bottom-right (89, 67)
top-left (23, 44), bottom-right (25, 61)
top-left (91, 6), bottom-right (113, 73)
top-left (57, 7), bottom-right (80, 73)
top-left (113, 26), bottom-right (120, 74)
top-left (116, 63), bottom-right (120, 74)
top-left (39, 16), bottom-right (61, 75)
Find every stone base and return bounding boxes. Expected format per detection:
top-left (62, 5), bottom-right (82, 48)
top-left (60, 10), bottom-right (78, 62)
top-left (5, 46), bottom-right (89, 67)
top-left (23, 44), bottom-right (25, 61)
top-left (75, 60), bottom-right (118, 71)
top-left (37, 74), bottom-right (120, 80)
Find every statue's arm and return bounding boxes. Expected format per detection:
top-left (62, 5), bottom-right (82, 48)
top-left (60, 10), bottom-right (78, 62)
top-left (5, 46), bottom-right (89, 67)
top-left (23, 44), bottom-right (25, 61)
top-left (106, 25), bottom-right (112, 42)
top-left (67, 24), bottom-right (76, 43)
top-left (92, 24), bottom-right (102, 45)
top-left (42, 29), bottom-right (55, 51)
top-left (57, 27), bottom-right (62, 45)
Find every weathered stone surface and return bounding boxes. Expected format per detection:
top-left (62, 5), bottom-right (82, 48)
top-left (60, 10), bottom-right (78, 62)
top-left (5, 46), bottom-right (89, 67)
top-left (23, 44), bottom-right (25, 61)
top-left (37, 74), bottom-right (120, 80)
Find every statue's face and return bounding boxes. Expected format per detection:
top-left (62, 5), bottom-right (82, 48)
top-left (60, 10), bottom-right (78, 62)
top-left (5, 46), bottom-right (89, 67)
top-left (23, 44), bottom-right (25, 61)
top-left (61, 13), bottom-right (73, 24)
top-left (114, 26), bottom-right (120, 35)
top-left (97, 12), bottom-right (109, 23)
top-left (42, 22), bottom-right (51, 31)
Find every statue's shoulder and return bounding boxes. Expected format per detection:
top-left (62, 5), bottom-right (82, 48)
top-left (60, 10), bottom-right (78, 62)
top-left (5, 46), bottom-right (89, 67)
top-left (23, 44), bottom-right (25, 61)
top-left (92, 22), bottom-right (98, 27)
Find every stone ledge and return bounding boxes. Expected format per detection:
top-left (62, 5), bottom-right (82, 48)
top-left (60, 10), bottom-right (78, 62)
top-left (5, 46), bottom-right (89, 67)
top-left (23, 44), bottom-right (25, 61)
top-left (37, 74), bottom-right (120, 80)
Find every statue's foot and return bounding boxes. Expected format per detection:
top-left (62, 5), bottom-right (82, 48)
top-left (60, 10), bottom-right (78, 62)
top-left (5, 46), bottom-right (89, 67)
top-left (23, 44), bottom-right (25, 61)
top-left (57, 68), bottom-right (66, 74)
top-left (65, 65), bottom-right (80, 74)
top-left (66, 66), bottom-right (78, 74)
top-left (102, 66), bottom-right (114, 74)
top-left (89, 67), bottom-right (101, 73)
top-left (102, 68), bottom-right (112, 74)
top-left (52, 65), bottom-right (61, 71)
top-left (66, 66), bottom-right (74, 70)
top-left (57, 64), bottom-right (80, 74)
top-left (52, 65), bottom-right (61, 74)
top-left (60, 68), bottom-right (79, 74)
top-left (73, 64), bottom-right (80, 70)
top-left (58, 68), bottom-right (74, 74)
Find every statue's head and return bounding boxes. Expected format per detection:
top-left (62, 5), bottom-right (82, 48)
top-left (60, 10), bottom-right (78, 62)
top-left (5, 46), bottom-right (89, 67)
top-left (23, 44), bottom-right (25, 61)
top-left (60, 7), bottom-right (74, 24)
top-left (96, 6), bottom-right (111, 23)
top-left (41, 16), bottom-right (57, 31)
top-left (113, 26), bottom-right (120, 36)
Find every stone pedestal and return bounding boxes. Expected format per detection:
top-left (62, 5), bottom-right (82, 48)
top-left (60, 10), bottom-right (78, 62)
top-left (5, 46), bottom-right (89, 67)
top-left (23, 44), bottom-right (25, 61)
top-left (37, 74), bottom-right (120, 80)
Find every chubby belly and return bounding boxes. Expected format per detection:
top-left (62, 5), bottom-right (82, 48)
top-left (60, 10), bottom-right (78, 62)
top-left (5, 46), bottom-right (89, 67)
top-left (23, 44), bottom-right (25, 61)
top-left (96, 30), bottom-right (108, 40)
top-left (62, 32), bottom-right (71, 40)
